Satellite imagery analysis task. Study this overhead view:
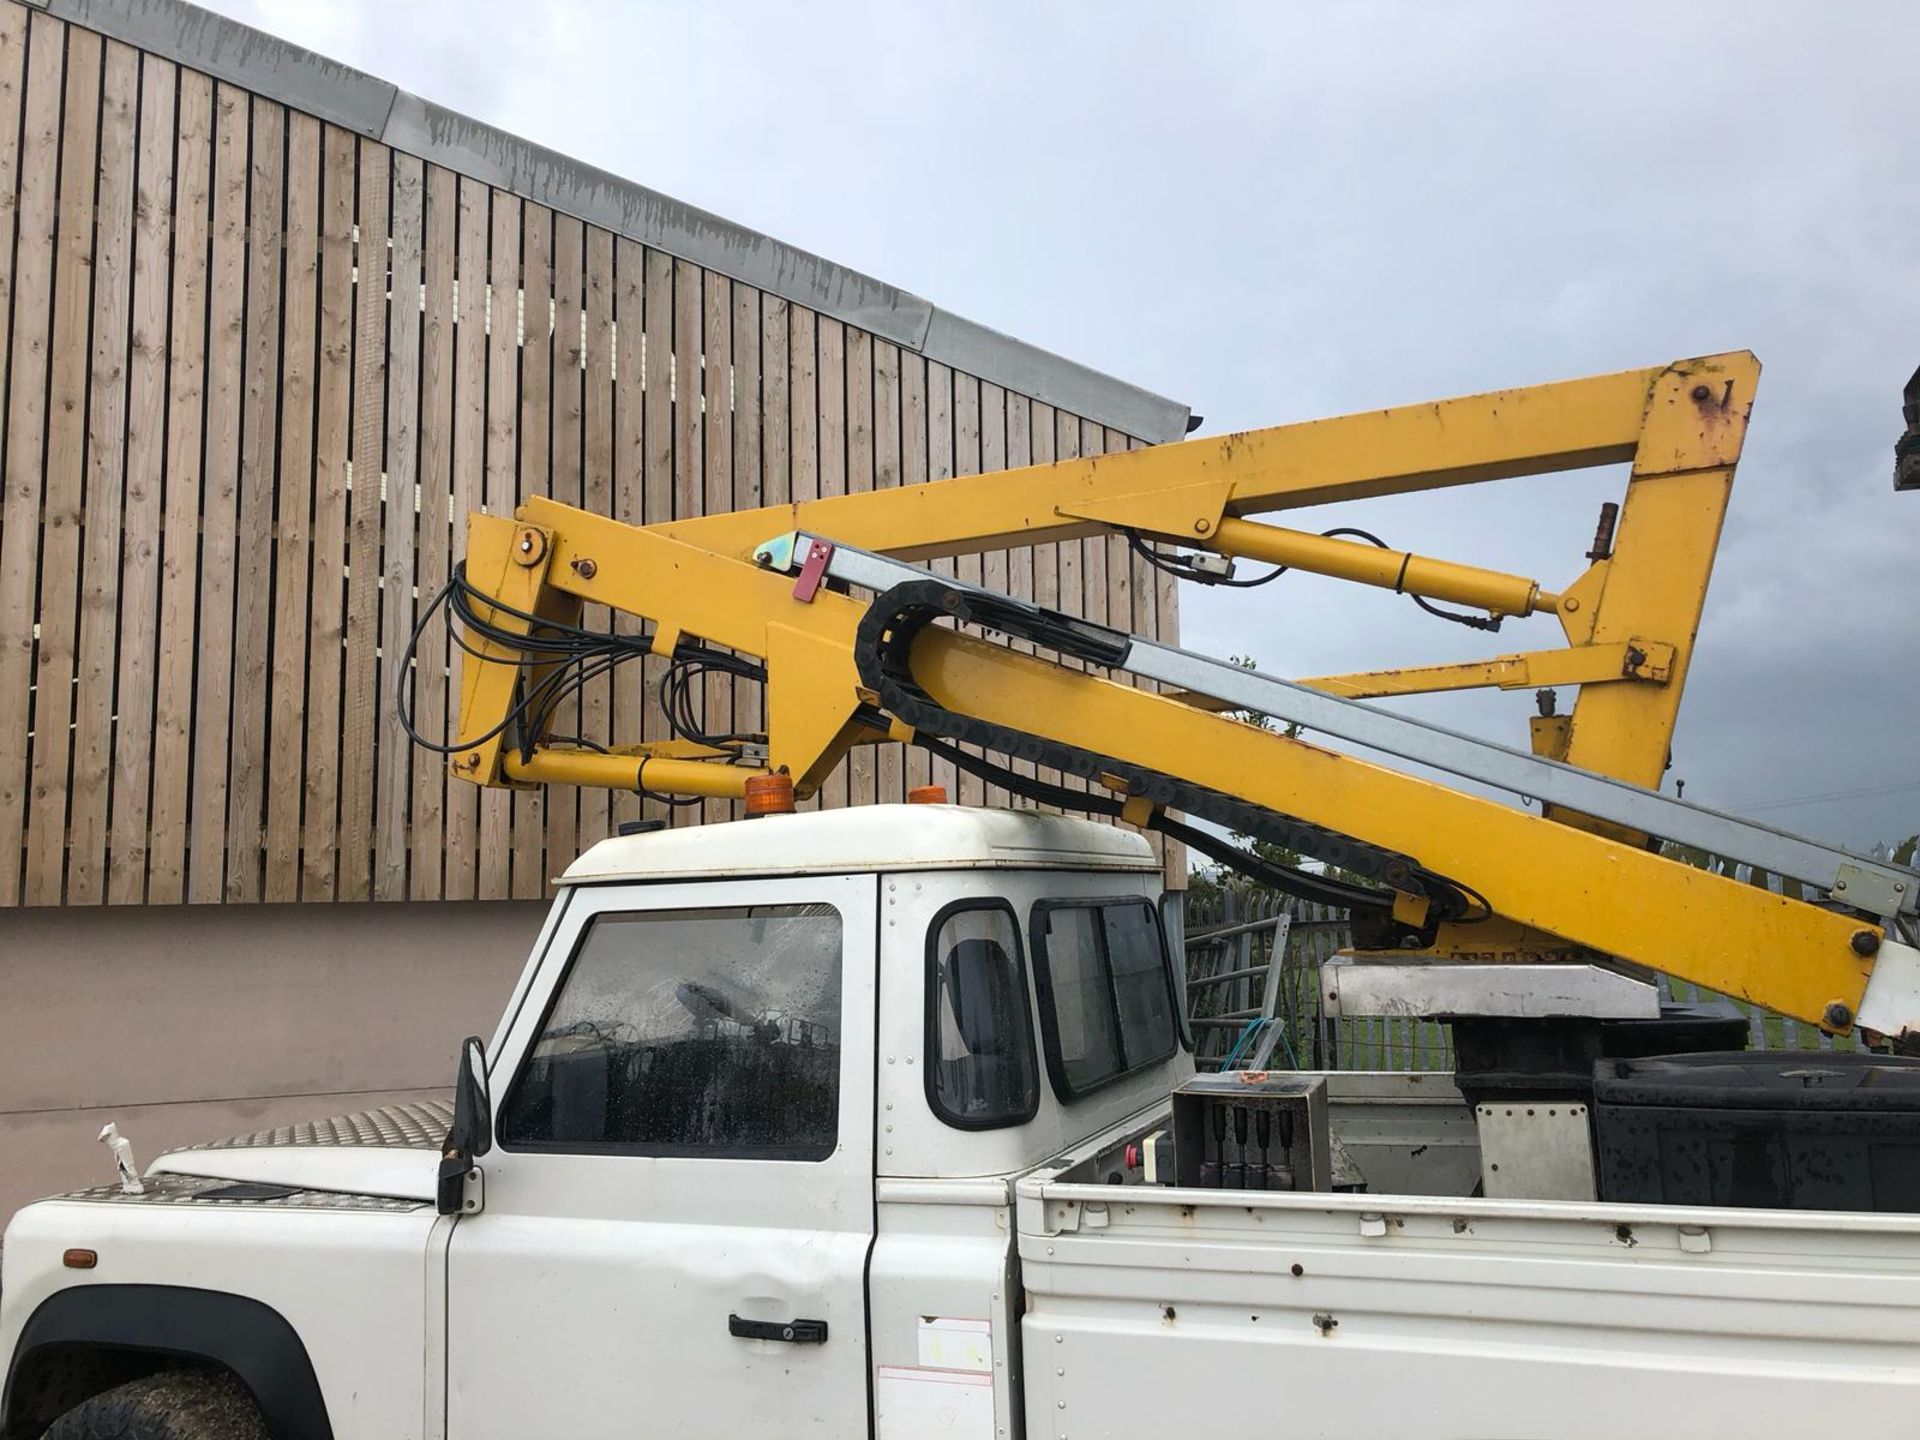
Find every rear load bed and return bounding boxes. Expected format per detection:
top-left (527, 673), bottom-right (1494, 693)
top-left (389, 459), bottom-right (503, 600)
top-left (1015, 1075), bottom-right (1920, 1437)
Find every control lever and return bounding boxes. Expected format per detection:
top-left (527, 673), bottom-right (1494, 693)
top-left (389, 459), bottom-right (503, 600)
top-left (1201, 1104), bottom-right (1227, 1187)
top-left (1252, 1108), bottom-right (1272, 1191)
top-left (1225, 1106), bottom-right (1250, 1189)
top-left (1269, 1109), bottom-right (1296, 1192)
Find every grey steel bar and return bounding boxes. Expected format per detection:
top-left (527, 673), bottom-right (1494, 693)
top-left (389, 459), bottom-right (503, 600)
top-left (1188, 917), bottom-right (1293, 943)
top-left (1128, 637), bottom-right (1915, 918)
top-left (1189, 965), bottom-right (1274, 989)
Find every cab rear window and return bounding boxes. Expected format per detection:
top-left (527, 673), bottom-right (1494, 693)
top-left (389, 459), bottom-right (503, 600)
top-left (1030, 898), bottom-right (1179, 1100)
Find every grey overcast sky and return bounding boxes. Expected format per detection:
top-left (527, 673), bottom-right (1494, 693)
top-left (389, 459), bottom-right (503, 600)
top-left (211, 0), bottom-right (1920, 851)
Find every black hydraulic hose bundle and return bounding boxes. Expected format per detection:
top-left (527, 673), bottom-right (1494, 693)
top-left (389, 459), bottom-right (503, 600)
top-left (396, 564), bottom-right (768, 779)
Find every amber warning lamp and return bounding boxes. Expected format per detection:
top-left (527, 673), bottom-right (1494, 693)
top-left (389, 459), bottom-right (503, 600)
top-left (743, 770), bottom-right (796, 817)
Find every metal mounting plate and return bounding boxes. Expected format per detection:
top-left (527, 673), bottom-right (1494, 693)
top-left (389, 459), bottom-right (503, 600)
top-left (1833, 863), bottom-right (1912, 921)
top-left (1476, 1102), bottom-right (1598, 1202)
top-left (1321, 957), bottom-right (1659, 1021)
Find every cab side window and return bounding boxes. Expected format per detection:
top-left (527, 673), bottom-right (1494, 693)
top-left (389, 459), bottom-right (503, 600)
top-left (926, 902), bottom-right (1039, 1129)
top-left (499, 904), bottom-right (843, 1160)
top-left (1031, 898), bottom-right (1178, 1100)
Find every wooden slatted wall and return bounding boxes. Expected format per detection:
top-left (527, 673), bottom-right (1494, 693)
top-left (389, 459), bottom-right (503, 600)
top-left (0, 5), bottom-right (1177, 907)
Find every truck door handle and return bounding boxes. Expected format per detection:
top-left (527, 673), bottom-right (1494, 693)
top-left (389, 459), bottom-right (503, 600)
top-left (728, 1314), bottom-right (829, 1344)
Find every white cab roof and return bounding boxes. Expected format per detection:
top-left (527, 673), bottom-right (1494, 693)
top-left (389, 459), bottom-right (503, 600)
top-left (560, 804), bottom-right (1159, 884)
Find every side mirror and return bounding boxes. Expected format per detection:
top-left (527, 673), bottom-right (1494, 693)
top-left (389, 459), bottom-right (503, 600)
top-left (437, 1036), bottom-right (493, 1216)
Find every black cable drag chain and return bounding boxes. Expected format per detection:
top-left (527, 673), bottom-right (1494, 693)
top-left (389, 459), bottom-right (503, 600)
top-left (853, 580), bottom-right (1462, 912)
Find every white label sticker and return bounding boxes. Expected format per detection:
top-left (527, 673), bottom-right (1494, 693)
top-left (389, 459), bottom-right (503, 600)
top-left (876, 1365), bottom-right (994, 1440)
top-left (915, 1315), bottom-right (993, 1373)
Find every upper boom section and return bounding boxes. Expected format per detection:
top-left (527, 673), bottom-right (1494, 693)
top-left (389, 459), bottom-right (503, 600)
top-left (654, 352), bottom-right (1759, 799)
top-left (652, 355), bottom-right (1711, 563)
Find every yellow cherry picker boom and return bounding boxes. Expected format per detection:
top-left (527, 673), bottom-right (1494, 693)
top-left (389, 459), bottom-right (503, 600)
top-left (421, 350), bottom-right (1920, 1043)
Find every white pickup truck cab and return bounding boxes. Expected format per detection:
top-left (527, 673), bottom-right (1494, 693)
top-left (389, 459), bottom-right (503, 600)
top-left (5, 806), bottom-right (1920, 1438)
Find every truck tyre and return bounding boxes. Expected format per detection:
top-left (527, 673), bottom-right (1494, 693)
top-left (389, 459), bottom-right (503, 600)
top-left (42, 1371), bottom-right (268, 1440)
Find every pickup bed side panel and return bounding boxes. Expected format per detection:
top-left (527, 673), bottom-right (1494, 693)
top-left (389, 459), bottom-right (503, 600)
top-left (1017, 1183), bottom-right (1920, 1438)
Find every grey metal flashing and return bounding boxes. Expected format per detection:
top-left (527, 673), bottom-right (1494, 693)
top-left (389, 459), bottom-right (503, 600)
top-left (44, 0), bottom-right (399, 138)
top-left (35, 0), bottom-right (1191, 442)
top-left (922, 309), bottom-right (1182, 443)
top-left (377, 90), bottom-right (931, 352)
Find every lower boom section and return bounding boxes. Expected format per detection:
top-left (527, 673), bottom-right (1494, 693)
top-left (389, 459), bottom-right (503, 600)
top-left (843, 574), bottom-right (1899, 1037)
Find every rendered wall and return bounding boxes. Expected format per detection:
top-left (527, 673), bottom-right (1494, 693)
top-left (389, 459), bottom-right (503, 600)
top-left (0, 899), bottom-right (543, 1217)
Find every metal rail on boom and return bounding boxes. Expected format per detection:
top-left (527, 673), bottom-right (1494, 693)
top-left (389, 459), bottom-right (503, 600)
top-left (417, 351), bottom-right (1920, 1041)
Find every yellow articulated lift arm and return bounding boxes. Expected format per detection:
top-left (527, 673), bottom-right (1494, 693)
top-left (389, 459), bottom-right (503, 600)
top-left (417, 351), bottom-right (1920, 1042)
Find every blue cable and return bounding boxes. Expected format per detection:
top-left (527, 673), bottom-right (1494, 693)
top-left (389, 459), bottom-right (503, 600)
top-left (1220, 1016), bottom-right (1304, 1071)
top-left (1220, 1019), bottom-right (1264, 1070)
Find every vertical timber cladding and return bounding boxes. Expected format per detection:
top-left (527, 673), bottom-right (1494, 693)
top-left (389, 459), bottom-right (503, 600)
top-left (0, 2), bottom-right (1185, 907)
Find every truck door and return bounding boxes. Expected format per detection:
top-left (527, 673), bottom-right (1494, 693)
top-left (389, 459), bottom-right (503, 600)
top-left (445, 874), bottom-right (877, 1438)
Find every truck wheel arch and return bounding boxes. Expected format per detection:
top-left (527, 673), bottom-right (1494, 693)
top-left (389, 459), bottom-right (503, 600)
top-left (2, 1285), bottom-right (331, 1440)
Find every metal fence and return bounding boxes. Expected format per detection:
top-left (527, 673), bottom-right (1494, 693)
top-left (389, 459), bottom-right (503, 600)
top-left (1182, 883), bottom-right (1452, 1072)
top-left (1182, 876), bottom-right (1850, 1073)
